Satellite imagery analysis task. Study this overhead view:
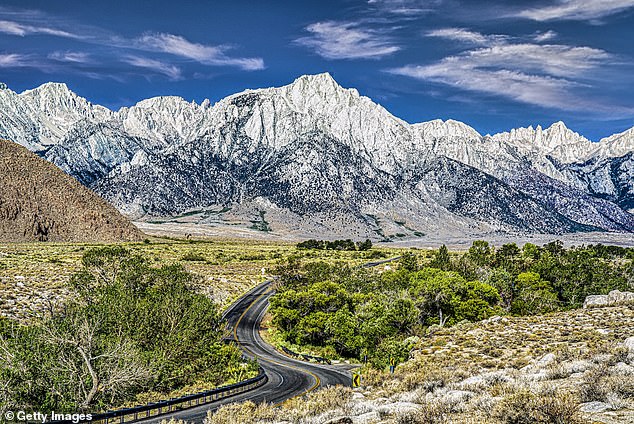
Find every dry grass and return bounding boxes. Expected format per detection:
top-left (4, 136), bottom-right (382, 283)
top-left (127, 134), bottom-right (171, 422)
top-left (0, 239), bottom-right (403, 321)
top-left (493, 387), bottom-right (581, 424)
top-left (348, 304), bottom-right (634, 423)
top-left (204, 401), bottom-right (277, 424)
top-left (201, 386), bottom-right (353, 424)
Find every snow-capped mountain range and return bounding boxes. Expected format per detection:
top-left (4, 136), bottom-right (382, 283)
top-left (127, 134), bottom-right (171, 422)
top-left (1, 73), bottom-right (633, 239)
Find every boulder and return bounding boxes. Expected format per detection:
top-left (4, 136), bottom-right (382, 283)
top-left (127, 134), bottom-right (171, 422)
top-left (584, 291), bottom-right (634, 308)
top-left (583, 295), bottom-right (609, 308)
top-left (349, 400), bottom-right (376, 416)
top-left (376, 401), bottom-right (420, 415)
top-left (612, 362), bottom-right (634, 376)
top-left (537, 353), bottom-right (556, 367)
top-left (352, 411), bottom-right (380, 424)
top-left (608, 290), bottom-right (634, 305)
top-left (579, 401), bottom-right (612, 413)
top-left (623, 337), bottom-right (634, 353)
top-left (443, 390), bottom-right (475, 404)
top-left (566, 360), bottom-right (590, 374)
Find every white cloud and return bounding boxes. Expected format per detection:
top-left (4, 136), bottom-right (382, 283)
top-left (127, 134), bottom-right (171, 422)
top-left (136, 33), bottom-right (264, 71)
top-left (389, 29), bottom-right (616, 111)
top-left (48, 51), bottom-right (92, 63)
top-left (426, 28), bottom-right (507, 45)
top-left (367, 0), bottom-right (442, 15)
top-left (461, 43), bottom-right (610, 77)
top-left (517, 0), bottom-right (634, 21)
top-left (0, 53), bottom-right (28, 67)
top-left (533, 30), bottom-right (558, 42)
top-left (393, 64), bottom-right (583, 110)
top-left (123, 56), bottom-right (183, 80)
top-left (295, 21), bottom-right (400, 60)
top-left (0, 9), bottom-right (264, 73)
top-left (0, 19), bottom-right (78, 38)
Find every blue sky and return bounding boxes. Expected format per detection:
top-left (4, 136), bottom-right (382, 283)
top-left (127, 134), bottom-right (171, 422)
top-left (0, 0), bottom-right (633, 140)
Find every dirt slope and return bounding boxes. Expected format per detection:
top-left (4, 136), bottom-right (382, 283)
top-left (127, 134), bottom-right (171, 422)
top-left (0, 139), bottom-right (143, 242)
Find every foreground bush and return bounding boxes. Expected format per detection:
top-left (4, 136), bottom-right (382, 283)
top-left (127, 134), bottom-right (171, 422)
top-left (494, 387), bottom-right (581, 424)
top-left (0, 247), bottom-right (251, 413)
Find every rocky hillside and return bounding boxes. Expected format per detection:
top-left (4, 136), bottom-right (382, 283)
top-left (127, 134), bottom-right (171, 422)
top-left (1, 76), bottom-right (633, 239)
top-left (0, 139), bottom-right (143, 242)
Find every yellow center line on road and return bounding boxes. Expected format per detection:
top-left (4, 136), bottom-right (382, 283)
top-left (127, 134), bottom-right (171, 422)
top-left (232, 285), bottom-right (321, 406)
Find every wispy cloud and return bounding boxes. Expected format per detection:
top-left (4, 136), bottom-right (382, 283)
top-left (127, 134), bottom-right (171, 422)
top-left (394, 65), bottom-right (584, 110)
top-left (0, 7), bottom-right (265, 76)
top-left (136, 33), bottom-right (264, 71)
top-left (389, 29), bottom-right (620, 112)
top-left (0, 19), bottom-right (78, 38)
top-left (367, 0), bottom-right (442, 15)
top-left (533, 30), bottom-right (558, 42)
top-left (426, 28), bottom-right (507, 46)
top-left (296, 21), bottom-right (400, 60)
top-left (0, 53), bottom-right (29, 67)
top-left (516, 0), bottom-right (634, 21)
top-left (459, 43), bottom-right (610, 77)
top-left (122, 56), bottom-right (183, 80)
top-left (48, 51), bottom-right (93, 63)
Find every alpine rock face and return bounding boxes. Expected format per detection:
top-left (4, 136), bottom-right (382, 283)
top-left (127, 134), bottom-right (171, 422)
top-left (0, 74), bottom-right (633, 239)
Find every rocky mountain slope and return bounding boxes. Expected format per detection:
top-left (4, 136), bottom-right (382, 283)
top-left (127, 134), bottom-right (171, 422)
top-left (0, 139), bottom-right (143, 242)
top-left (1, 75), bottom-right (633, 238)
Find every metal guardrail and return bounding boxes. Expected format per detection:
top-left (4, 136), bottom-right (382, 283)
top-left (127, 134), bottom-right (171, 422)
top-left (280, 346), bottom-right (331, 365)
top-left (47, 369), bottom-right (267, 424)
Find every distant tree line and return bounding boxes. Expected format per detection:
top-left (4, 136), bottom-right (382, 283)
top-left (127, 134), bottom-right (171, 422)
top-left (270, 241), bottom-right (634, 369)
top-left (423, 240), bottom-right (634, 313)
top-left (297, 238), bottom-right (373, 251)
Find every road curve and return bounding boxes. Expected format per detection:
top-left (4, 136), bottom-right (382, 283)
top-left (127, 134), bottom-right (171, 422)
top-left (137, 281), bottom-right (351, 424)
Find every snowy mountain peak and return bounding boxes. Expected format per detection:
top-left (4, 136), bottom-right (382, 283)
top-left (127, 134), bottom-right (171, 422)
top-left (549, 120), bottom-right (567, 130)
top-left (600, 126), bottom-right (634, 144)
top-left (132, 95), bottom-right (199, 111)
top-left (491, 121), bottom-right (593, 162)
top-left (414, 119), bottom-right (481, 140)
top-left (544, 121), bottom-right (588, 147)
top-left (294, 72), bottom-right (338, 86)
top-left (20, 81), bottom-right (95, 113)
top-left (281, 72), bottom-right (363, 102)
top-left (596, 125), bottom-right (634, 158)
top-left (21, 82), bottom-right (73, 97)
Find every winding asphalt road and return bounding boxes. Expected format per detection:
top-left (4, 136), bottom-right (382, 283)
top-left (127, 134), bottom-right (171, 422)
top-left (137, 281), bottom-right (351, 423)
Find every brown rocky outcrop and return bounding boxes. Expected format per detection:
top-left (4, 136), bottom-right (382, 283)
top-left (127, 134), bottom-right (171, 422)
top-left (0, 139), bottom-right (143, 242)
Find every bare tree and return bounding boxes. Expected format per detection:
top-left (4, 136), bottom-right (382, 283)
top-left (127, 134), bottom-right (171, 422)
top-left (44, 313), bottom-right (152, 408)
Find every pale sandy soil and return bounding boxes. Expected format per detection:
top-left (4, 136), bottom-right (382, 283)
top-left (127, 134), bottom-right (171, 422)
top-left (136, 220), bottom-right (634, 249)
